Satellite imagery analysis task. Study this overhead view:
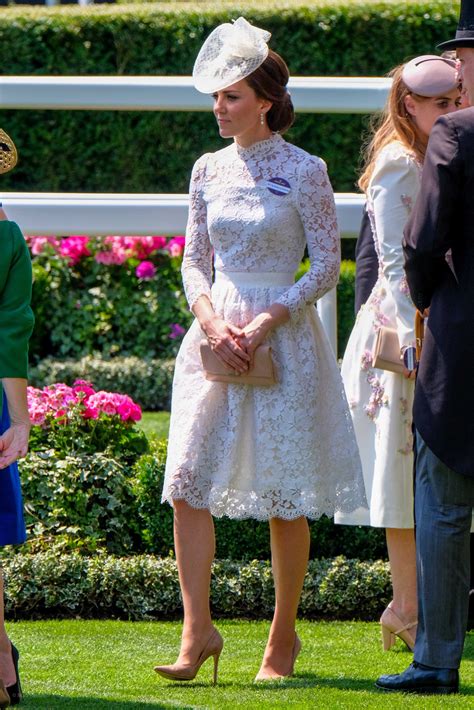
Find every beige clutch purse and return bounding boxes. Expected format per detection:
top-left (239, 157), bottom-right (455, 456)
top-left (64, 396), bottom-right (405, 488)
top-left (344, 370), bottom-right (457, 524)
top-left (371, 327), bottom-right (404, 375)
top-left (200, 340), bottom-right (276, 386)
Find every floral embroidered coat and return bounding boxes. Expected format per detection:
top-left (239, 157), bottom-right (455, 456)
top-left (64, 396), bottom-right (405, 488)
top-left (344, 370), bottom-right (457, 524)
top-left (336, 141), bottom-right (419, 528)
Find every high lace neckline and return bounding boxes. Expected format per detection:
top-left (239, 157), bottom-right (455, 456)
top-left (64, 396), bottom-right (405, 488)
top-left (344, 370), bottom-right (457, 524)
top-left (234, 133), bottom-right (283, 159)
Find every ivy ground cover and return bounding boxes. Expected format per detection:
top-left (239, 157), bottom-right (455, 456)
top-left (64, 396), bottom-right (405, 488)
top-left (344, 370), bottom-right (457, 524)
top-left (9, 619), bottom-right (474, 708)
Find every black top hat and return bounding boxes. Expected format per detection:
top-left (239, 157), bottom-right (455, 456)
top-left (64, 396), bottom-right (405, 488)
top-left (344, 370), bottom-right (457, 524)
top-left (438, 0), bottom-right (474, 50)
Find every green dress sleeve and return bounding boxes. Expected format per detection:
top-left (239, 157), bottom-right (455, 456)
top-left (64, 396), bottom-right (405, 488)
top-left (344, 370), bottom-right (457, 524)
top-left (0, 221), bottom-right (35, 380)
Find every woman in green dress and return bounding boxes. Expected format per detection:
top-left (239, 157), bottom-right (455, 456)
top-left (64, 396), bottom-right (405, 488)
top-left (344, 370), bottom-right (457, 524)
top-left (0, 133), bottom-right (35, 708)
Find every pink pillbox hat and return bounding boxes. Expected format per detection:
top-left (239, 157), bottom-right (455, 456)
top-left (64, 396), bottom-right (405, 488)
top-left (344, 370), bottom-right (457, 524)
top-left (402, 55), bottom-right (458, 97)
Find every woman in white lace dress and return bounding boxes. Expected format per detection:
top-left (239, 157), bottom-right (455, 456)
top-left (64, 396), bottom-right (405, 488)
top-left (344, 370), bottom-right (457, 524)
top-left (336, 56), bottom-right (461, 651)
top-left (157, 18), bottom-right (365, 683)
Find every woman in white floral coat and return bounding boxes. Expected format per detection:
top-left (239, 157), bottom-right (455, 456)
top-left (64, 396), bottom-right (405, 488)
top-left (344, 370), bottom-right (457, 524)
top-left (337, 56), bottom-right (461, 652)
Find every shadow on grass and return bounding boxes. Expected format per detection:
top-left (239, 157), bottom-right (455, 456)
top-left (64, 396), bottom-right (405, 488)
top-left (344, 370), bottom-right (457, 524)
top-left (247, 672), bottom-right (377, 693)
top-left (21, 697), bottom-right (193, 709)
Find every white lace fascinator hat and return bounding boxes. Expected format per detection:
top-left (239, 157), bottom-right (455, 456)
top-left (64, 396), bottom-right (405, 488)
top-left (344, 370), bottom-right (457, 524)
top-left (193, 17), bottom-right (271, 94)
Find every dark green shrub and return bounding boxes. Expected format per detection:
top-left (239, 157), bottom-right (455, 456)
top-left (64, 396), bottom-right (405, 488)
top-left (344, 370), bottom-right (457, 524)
top-left (29, 238), bottom-right (191, 363)
top-left (0, 2), bottom-right (458, 195)
top-left (1, 549), bottom-right (391, 620)
top-left (21, 450), bottom-right (141, 554)
top-left (29, 355), bottom-right (175, 411)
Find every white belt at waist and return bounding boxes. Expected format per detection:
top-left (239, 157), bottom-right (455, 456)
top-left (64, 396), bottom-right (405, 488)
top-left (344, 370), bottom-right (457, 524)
top-left (214, 270), bottom-right (294, 288)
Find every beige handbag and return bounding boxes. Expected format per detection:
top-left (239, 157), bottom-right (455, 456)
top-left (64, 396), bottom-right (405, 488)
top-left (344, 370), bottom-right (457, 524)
top-left (200, 340), bottom-right (276, 386)
top-left (371, 327), bottom-right (404, 375)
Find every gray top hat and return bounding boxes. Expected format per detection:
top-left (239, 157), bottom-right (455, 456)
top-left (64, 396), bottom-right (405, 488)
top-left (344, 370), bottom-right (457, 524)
top-left (438, 0), bottom-right (474, 50)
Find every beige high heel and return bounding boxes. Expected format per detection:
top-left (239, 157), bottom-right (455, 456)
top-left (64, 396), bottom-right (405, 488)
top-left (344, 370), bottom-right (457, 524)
top-left (154, 628), bottom-right (223, 685)
top-left (254, 633), bottom-right (302, 682)
top-left (380, 607), bottom-right (417, 651)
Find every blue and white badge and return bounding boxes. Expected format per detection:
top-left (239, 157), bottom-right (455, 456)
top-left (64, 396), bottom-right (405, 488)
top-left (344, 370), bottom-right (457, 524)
top-left (264, 177), bottom-right (291, 196)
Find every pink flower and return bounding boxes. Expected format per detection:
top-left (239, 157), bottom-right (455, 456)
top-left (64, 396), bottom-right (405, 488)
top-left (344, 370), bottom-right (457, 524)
top-left (83, 406), bottom-right (99, 420)
top-left (54, 408), bottom-right (67, 423)
top-left (27, 236), bottom-right (61, 256)
top-left (95, 251), bottom-right (127, 266)
top-left (130, 405), bottom-right (142, 422)
top-left (169, 323), bottom-right (185, 340)
top-left (152, 236), bottom-right (167, 251)
top-left (117, 397), bottom-right (142, 422)
top-left (136, 260), bottom-right (156, 280)
top-left (27, 383), bottom-right (142, 428)
top-left (165, 236), bottom-right (185, 258)
top-left (72, 382), bottom-right (95, 400)
top-left (59, 236), bottom-right (91, 266)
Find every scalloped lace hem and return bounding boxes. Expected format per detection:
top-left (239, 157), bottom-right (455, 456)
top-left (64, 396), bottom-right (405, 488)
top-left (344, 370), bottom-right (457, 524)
top-left (161, 487), bottom-right (367, 522)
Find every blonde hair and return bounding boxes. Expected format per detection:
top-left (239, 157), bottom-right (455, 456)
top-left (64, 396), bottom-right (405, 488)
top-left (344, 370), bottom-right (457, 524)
top-left (359, 64), bottom-right (430, 193)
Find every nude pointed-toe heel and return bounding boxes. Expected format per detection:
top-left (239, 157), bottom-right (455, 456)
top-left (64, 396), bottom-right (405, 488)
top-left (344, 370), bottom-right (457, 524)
top-left (380, 607), bottom-right (417, 652)
top-left (254, 633), bottom-right (302, 682)
top-left (154, 628), bottom-right (224, 685)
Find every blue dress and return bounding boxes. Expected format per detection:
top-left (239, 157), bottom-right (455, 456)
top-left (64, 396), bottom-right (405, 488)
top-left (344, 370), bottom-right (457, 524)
top-left (0, 394), bottom-right (26, 546)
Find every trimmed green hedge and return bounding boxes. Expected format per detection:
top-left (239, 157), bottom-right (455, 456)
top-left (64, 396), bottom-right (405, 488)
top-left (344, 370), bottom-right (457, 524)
top-left (0, 2), bottom-right (458, 195)
top-left (1, 550), bottom-right (390, 620)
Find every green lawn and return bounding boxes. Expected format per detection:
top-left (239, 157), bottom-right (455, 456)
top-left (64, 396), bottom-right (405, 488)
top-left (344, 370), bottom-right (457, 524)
top-left (138, 412), bottom-right (170, 440)
top-left (8, 620), bottom-right (474, 708)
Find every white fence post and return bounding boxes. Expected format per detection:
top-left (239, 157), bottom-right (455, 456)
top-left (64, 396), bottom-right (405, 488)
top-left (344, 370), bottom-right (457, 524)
top-left (317, 289), bottom-right (338, 356)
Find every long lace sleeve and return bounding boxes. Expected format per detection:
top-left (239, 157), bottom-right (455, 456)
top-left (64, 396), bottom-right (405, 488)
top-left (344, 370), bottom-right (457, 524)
top-left (181, 154), bottom-right (213, 310)
top-left (369, 148), bottom-right (419, 348)
top-left (276, 156), bottom-right (340, 318)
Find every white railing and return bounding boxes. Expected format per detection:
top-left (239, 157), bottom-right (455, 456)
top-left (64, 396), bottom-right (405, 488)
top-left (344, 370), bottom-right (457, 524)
top-left (0, 76), bottom-right (383, 352)
top-left (0, 191), bottom-right (364, 238)
top-left (0, 76), bottom-right (391, 113)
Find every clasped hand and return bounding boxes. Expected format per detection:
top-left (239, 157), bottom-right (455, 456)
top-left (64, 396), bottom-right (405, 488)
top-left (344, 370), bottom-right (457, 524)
top-left (204, 315), bottom-right (269, 373)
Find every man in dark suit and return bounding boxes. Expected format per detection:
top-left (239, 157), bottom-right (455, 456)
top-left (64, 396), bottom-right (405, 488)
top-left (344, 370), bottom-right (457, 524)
top-left (376, 1), bottom-right (474, 695)
top-left (354, 206), bottom-right (378, 314)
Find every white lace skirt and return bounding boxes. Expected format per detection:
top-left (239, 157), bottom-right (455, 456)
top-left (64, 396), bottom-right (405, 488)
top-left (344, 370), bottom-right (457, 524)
top-left (162, 271), bottom-right (366, 521)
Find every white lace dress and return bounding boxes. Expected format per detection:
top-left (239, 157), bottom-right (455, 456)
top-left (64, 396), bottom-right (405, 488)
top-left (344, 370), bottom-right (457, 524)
top-left (162, 133), bottom-right (366, 520)
top-left (336, 141), bottom-right (419, 528)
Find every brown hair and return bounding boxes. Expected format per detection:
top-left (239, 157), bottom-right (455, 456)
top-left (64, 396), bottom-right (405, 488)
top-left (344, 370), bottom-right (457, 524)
top-left (245, 49), bottom-right (295, 133)
top-left (358, 63), bottom-right (431, 193)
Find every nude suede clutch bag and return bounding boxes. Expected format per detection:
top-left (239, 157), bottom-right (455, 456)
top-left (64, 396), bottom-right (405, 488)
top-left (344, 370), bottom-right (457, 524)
top-left (200, 340), bottom-right (277, 386)
top-left (371, 327), bottom-right (404, 375)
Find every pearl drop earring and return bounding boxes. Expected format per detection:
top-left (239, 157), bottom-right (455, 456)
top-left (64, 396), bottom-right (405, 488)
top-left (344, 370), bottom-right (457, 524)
top-left (260, 112), bottom-right (265, 126)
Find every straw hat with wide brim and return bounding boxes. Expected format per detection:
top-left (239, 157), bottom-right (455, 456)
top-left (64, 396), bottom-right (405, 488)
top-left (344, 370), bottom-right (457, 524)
top-left (0, 129), bottom-right (18, 174)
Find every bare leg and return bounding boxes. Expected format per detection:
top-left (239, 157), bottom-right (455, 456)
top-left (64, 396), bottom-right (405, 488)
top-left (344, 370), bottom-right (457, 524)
top-left (257, 516), bottom-right (310, 677)
top-left (173, 500), bottom-right (216, 664)
top-left (386, 528), bottom-right (417, 621)
top-left (0, 569), bottom-right (15, 687)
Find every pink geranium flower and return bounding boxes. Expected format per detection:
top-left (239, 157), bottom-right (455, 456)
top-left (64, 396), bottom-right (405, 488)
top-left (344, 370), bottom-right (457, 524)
top-left (136, 260), bottom-right (157, 280)
top-left (59, 236), bottom-right (91, 266)
top-left (26, 236), bottom-right (61, 256)
top-left (165, 236), bottom-right (185, 257)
